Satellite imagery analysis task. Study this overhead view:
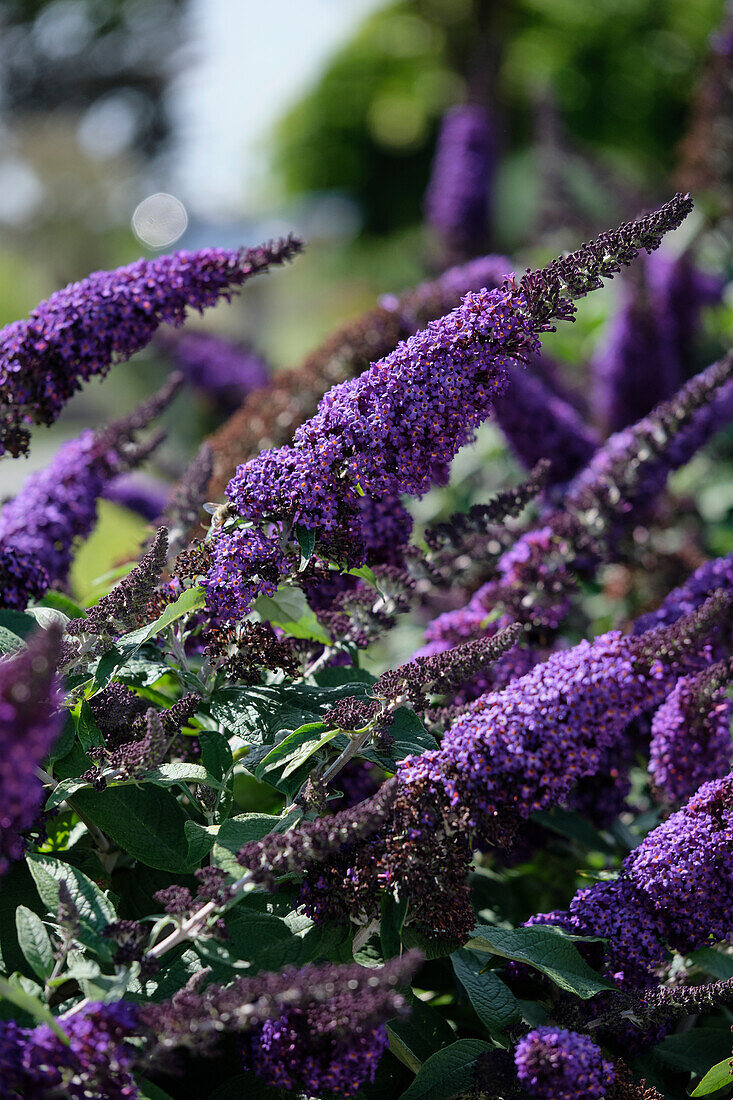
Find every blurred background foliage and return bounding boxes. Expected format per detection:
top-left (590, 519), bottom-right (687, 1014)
top-left (0, 0), bottom-right (732, 652)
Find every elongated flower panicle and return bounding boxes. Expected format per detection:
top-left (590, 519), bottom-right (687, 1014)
top-left (236, 779), bottom-right (397, 887)
top-left (203, 527), bottom-right (290, 623)
top-left (494, 365), bottom-right (600, 484)
top-left (0, 377), bottom-right (180, 610)
top-left (0, 626), bottom-right (62, 875)
top-left (536, 771), bottom-right (733, 986)
top-left (102, 472), bottom-right (169, 522)
top-left (514, 1027), bottom-right (615, 1099)
top-left (160, 329), bottom-right (270, 410)
top-left (424, 103), bottom-right (495, 258)
top-left (67, 527), bottom-right (168, 643)
top-left (0, 236), bottom-right (301, 456)
top-left (197, 253), bottom-right (512, 500)
top-left (649, 659), bottom-right (733, 802)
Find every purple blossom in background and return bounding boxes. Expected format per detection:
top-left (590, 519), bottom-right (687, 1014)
top-left (514, 1027), bottom-right (615, 1099)
top-left (246, 1010), bottom-right (388, 1098)
top-left (0, 378), bottom-right (179, 610)
top-left (591, 262), bottom-right (680, 435)
top-left (649, 660), bottom-right (733, 802)
top-left (0, 627), bottom-right (62, 875)
top-left (0, 1000), bottom-right (139, 1100)
top-left (102, 472), bottom-right (169, 522)
top-left (424, 103), bottom-right (495, 257)
top-left (160, 329), bottom-right (270, 411)
top-left (0, 236), bottom-right (301, 457)
top-left (634, 549), bottom-right (733, 635)
top-left (493, 364), bottom-right (600, 485)
top-left (647, 251), bottom-right (724, 375)
top-left (204, 527), bottom-right (289, 623)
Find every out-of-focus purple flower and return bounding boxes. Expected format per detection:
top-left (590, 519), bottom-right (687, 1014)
top-left (0, 236), bottom-right (301, 457)
top-left (102, 473), bottom-right (169, 522)
top-left (591, 252), bottom-right (724, 435)
top-left (634, 549), bottom-right (733, 635)
top-left (0, 377), bottom-right (180, 610)
top-left (649, 660), bottom-right (733, 802)
top-left (493, 365), bottom-right (600, 485)
top-left (159, 329), bottom-right (270, 411)
top-left (140, 953), bottom-right (417, 1091)
top-left (591, 264), bottom-right (681, 435)
top-left (514, 1027), bottom-right (615, 1099)
top-left (0, 627), bottom-right (62, 875)
top-left (0, 1000), bottom-right (139, 1100)
top-left (424, 104), bottom-right (495, 258)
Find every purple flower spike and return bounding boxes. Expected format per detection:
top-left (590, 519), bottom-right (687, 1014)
top-left (514, 1027), bottom-right (615, 1099)
top-left (0, 377), bottom-right (180, 610)
top-left (160, 329), bottom-right (270, 411)
top-left (424, 104), bottom-right (495, 258)
top-left (649, 659), bottom-right (733, 803)
top-left (203, 527), bottom-right (290, 624)
top-left (0, 236), bottom-right (301, 457)
top-left (0, 626), bottom-right (63, 876)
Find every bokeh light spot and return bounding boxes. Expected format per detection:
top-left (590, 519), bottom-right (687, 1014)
top-left (132, 193), bottom-right (188, 249)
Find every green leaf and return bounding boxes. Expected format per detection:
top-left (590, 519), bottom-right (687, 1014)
top-left (199, 730), bottom-right (234, 781)
top-left (213, 811), bottom-right (300, 876)
top-left (0, 624), bottom-right (26, 655)
top-left (224, 908), bottom-right (345, 973)
top-left (252, 586), bottom-right (331, 644)
top-left (71, 786), bottom-right (198, 873)
top-left (135, 1081), bottom-right (176, 1100)
top-left (295, 525), bottom-right (316, 571)
top-left (76, 700), bottom-right (105, 754)
top-left (402, 927), bottom-right (463, 961)
top-left (0, 975), bottom-right (68, 1040)
top-left (653, 1028), bottom-right (733, 1076)
top-left (531, 807), bottom-right (612, 852)
top-left (25, 606), bottom-right (69, 631)
top-left (467, 925), bottom-right (614, 999)
top-left (39, 591), bottom-right (86, 618)
top-left (451, 949), bottom-right (520, 1039)
top-left (15, 907), bottom-right (54, 981)
top-left (387, 996), bottom-right (456, 1073)
top-left (398, 1039), bottom-right (494, 1100)
top-left (26, 855), bottom-right (115, 929)
top-left (689, 947), bottom-right (733, 980)
top-left (381, 892), bottom-right (409, 960)
top-left (45, 763), bottom-right (223, 809)
top-left (0, 609), bottom-right (36, 637)
top-left (47, 710), bottom-right (76, 764)
top-left (691, 1057), bottom-right (733, 1096)
top-left (256, 722), bottom-right (339, 786)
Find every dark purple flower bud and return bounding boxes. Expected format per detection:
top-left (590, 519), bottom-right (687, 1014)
top-left (102, 919), bottom-right (150, 966)
top-left (154, 885), bottom-right (194, 917)
top-left (424, 104), bottom-right (495, 259)
top-left (0, 626), bottom-right (62, 875)
top-left (0, 236), bottom-right (302, 457)
top-left (84, 692), bottom-right (199, 787)
top-left (514, 1027), bottom-right (615, 1099)
top-left (633, 549), bottom-right (733, 635)
top-left (87, 683), bottom-right (148, 749)
top-left (159, 329), bottom-right (270, 411)
top-left (649, 659), bottom-right (733, 802)
top-left (66, 527), bottom-right (168, 646)
top-left (236, 779), bottom-right (397, 887)
top-left (494, 364), bottom-right (600, 484)
top-left (0, 378), bottom-right (180, 610)
top-left (102, 472), bottom-right (169, 522)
